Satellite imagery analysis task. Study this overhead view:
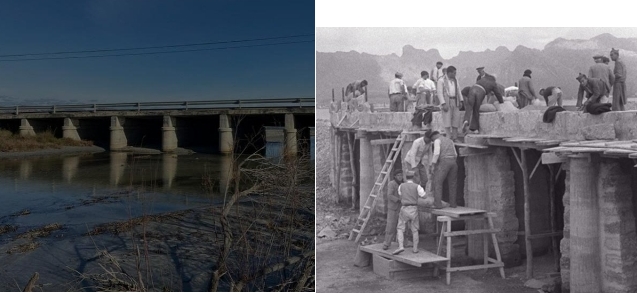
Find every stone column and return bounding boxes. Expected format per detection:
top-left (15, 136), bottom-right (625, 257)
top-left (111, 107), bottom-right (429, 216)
top-left (372, 143), bottom-right (386, 214)
top-left (19, 119), bottom-right (35, 137)
top-left (569, 155), bottom-right (601, 293)
top-left (162, 116), bottom-right (178, 152)
top-left (598, 160), bottom-right (637, 293)
top-left (219, 114), bottom-right (233, 154)
top-left (338, 132), bottom-right (354, 203)
top-left (62, 118), bottom-right (81, 141)
top-left (359, 131), bottom-right (373, 214)
top-left (560, 166), bottom-right (571, 293)
top-left (464, 147), bottom-right (519, 266)
top-left (109, 116), bottom-right (127, 151)
top-left (284, 113), bottom-right (297, 156)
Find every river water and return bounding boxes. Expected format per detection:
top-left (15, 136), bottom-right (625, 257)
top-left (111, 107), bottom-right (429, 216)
top-left (0, 152), bottom-right (233, 243)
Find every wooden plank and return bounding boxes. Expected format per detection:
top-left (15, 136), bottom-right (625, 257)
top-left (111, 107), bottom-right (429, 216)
top-left (426, 206), bottom-right (486, 218)
top-left (503, 137), bottom-right (542, 142)
top-left (371, 138), bottom-right (398, 146)
top-left (486, 138), bottom-right (544, 150)
top-left (454, 142), bottom-right (488, 149)
top-left (360, 243), bottom-right (448, 267)
top-left (458, 147), bottom-right (495, 157)
top-left (443, 229), bottom-right (500, 237)
top-left (443, 263), bottom-right (504, 272)
top-left (535, 140), bottom-right (564, 146)
top-left (604, 141), bottom-right (631, 146)
top-left (542, 152), bottom-right (567, 164)
top-left (629, 153), bottom-right (637, 159)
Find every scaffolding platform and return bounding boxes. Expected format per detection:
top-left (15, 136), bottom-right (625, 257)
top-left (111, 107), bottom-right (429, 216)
top-left (359, 243), bottom-right (449, 267)
top-left (422, 206), bottom-right (487, 219)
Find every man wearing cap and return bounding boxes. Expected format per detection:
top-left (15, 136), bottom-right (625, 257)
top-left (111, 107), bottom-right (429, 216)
top-left (576, 73), bottom-right (610, 111)
top-left (517, 69), bottom-right (538, 108)
top-left (392, 170), bottom-right (426, 255)
top-left (383, 170), bottom-right (404, 250)
top-left (476, 67), bottom-right (494, 82)
top-left (588, 54), bottom-right (614, 95)
top-left (611, 48), bottom-right (627, 111)
top-left (413, 71), bottom-right (436, 106)
top-left (431, 61), bottom-right (444, 82)
top-left (389, 72), bottom-right (408, 112)
top-left (437, 66), bottom-right (464, 141)
top-left (424, 130), bottom-right (458, 209)
top-left (539, 87), bottom-right (563, 107)
top-left (463, 73), bottom-right (504, 134)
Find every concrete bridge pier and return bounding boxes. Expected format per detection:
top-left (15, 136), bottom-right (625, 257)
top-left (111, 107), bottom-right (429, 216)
top-left (19, 119), bottom-right (35, 137)
top-left (63, 118), bottom-right (81, 141)
top-left (264, 126), bottom-right (284, 158)
top-left (219, 114), bottom-right (233, 154)
top-left (285, 113), bottom-right (297, 156)
top-left (162, 116), bottom-right (178, 152)
top-left (110, 116), bottom-right (127, 151)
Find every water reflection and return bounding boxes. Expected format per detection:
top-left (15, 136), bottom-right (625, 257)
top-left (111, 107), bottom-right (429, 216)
top-left (162, 153), bottom-right (178, 190)
top-left (62, 156), bottom-right (80, 183)
top-left (219, 154), bottom-right (232, 195)
top-left (109, 152), bottom-right (127, 186)
top-left (19, 160), bottom-right (32, 180)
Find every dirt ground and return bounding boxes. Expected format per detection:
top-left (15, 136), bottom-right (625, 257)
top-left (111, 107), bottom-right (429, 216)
top-left (315, 116), bottom-right (558, 293)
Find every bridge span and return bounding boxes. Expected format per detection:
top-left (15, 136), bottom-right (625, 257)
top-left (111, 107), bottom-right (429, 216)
top-left (0, 98), bottom-right (315, 156)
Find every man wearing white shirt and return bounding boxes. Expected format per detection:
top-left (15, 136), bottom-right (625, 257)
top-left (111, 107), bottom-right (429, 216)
top-left (413, 71), bottom-right (436, 106)
top-left (388, 72), bottom-right (408, 112)
top-left (392, 170), bottom-right (426, 255)
top-left (436, 66), bottom-right (463, 141)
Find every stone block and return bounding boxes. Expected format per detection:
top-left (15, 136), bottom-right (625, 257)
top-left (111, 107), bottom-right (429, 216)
top-left (581, 123), bottom-right (616, 140)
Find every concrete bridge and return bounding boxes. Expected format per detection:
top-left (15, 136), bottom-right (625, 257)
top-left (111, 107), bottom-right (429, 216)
top-left (0, 98), bottom-right (315, 156)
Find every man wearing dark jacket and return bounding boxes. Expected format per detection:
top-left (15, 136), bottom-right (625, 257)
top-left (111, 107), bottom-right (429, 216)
top-left (462, 75), bottom-right (504, 134)
top-left (576, 73), bottom-right (610, 111)
top-left (383, 171), bottom-right (404, 250)
top-left (392, 170), bottom-right (426, 255)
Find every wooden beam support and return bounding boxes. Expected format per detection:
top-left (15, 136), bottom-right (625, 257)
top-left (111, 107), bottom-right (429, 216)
top-left (511, 147), bottom-right (522, 169)
top-left (529, 156), bottom-right (543, 180)
top-left (542, 152), bottom-right (567, 165)
top-left (521, 149), bottom-right (533, 279)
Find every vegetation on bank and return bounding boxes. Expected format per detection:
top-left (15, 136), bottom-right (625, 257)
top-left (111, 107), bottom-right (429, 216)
top-left (0, 129), bottom-right (92, 152)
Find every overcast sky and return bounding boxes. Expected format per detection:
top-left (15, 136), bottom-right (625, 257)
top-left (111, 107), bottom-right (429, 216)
top-left (316, 27), bottom-right (637, 59)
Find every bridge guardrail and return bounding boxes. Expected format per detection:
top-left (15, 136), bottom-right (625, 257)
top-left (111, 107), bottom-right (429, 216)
top-left (0, 98), bottom-right (315, 114)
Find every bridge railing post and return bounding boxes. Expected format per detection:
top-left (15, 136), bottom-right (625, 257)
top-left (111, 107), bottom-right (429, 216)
top-left (93, 104), bottom-right (97, 113)
top-left (15, 106), bottom-right (19, 115)
top-left (53, 105), bottom-right (56, 114)
top-left (137, 103), bottom-right (141, 112)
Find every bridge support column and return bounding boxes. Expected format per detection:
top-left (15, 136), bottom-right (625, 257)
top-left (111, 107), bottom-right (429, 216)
top-left (284, 113), bottom-right (297, 156)
top-left (219, 114), bottom-right (233, 154)
top-left (63, 118), bottom-right (81, 141)
top-left (19, 119), bottom-right (35, 137)
top-left (264, 126), bottom-right (285, 158)
top-left (162, 116), bottom-right (178, 152)
top-left (110, 116), bottom-right (127, 151)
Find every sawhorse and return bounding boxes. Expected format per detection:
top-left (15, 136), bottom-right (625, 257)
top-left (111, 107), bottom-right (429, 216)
top-left (434, 211), bottom-right (505, 285)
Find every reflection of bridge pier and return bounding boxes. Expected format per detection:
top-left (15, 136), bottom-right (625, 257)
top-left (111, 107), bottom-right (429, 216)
top-left (62, 156), bottom-right (80, 183)
top-left (19, 160), bottom-right (32, 180)
top-left (162, 153), bottom-right (178, 190)
top-left (219, 154), bottom-right (233, 195)
top-left (109, 152), bottom-right (127, 186)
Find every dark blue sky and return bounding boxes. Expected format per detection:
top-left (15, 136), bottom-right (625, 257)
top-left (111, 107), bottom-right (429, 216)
top-left (0, 0), bottom-right (314, 104)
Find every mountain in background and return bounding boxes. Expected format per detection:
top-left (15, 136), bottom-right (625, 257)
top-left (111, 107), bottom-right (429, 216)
top-left (316, 33), bottom-right (637, 107)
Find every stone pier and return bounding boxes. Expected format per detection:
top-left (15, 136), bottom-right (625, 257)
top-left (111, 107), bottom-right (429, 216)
top-left (264, 126), bottom-right (285, 158)
top-left (219, 114), bottom-right (233, 154)
top-left (19, 119), bottom-right (35, 137)
top-left (359, 131), bottom-right (373, 213)
top-left (110, 116), bottom-right (127, 151)
top-left (62, 118), bottom-right (81, 141)
top-left (285, 113), bottom-right (297, 156)
top-left (162, 116), bottom-right (178, 152)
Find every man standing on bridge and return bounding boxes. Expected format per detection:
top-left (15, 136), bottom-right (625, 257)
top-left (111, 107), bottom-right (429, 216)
top-left (576, 73), bottom-right (610, 112)
top-left (437, 66), bottom-right (463, 141)
top-left (611, 48), bottom-right (627, 111)
top-left (425, 130), bottom-right (458, 209)
top-left (388, 72), bottom-right (408, 112)
top-left (463, 74), bottom-right (504, 134)
top-left (392, 170), bottom-right (426, 255)
top-left (588, 54), bottom-right (614, 96)
top-left (413, 71), bottom-right (436, 106)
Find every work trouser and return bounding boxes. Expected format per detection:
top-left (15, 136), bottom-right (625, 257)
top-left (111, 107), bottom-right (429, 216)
top-left (442, 97), bottom-right (462, 128)
top-left (464, 86), bottom-right (487, 132)
top-left (416, 91), bottom-right (432, 106)
top-left (389, 94), bottom-right (405, 112)
top-left (383, 207), bottom-right (400, 246)
top-left (433, 157), bottom-right (458, 208)
top-left (396, 205), bottom-right (419, 250)
top-left (413, 163), bottom-right (429, 189)
top-left (613, 82), bottom-right (626, 111)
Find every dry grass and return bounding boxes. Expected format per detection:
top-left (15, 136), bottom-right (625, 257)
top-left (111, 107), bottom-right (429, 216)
top-left (0, 225), bottom-right (18, 236)
top-left (16, 223), bottom-right (63, 239)
top-left (0, 129), bottom-right (92, 152)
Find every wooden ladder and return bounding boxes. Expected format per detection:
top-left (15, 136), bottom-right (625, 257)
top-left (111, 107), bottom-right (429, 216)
top-left (349, 133), bottom-right (405, 243)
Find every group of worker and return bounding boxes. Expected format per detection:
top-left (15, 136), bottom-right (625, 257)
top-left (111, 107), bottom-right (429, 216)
top-left (383, 129), bottom-right (458, 255)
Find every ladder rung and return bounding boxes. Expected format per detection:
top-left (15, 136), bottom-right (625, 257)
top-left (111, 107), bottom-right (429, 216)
top-left (370, 194), bottom-right (377, 198)
top-left (392, 147), bottom-right (399, 151)
top-left (352, 229), bottom-right (360, 233)
top-left (363, 206), bottom-right (371, 209)
top-left (386, 159), bottom-right (393, 163)
top-left (380, 171), bottom-right (388, 174)
top-left (375, 182), bottom-right (383, 185)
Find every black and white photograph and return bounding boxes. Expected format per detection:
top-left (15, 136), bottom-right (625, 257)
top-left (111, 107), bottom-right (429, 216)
top-left (316, 25), bottom-right (637, 293)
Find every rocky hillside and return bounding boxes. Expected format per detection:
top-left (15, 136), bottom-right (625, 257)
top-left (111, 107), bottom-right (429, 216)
top-left (317, 33), bottom-right (637, 107)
